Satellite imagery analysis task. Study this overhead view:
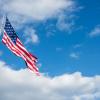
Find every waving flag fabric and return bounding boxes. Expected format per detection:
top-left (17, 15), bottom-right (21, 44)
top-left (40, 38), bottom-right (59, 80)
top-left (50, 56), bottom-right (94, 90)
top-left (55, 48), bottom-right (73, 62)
top-left (2, 17), bottom-right (40, 75)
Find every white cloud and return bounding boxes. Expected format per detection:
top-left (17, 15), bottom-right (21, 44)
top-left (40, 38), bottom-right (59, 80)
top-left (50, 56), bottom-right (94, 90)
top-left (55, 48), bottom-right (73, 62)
top-left (24, 27), bottom-right (39, 44)
top-left (0, 60), bottom-right (100, 100)
top-left (73, 44), bottom-right (82, 49)
top-left (56, 14), bottom-right (75, 33)
top-left (0, 0), bottom-right (78, 39)
top-left (45, 24), bottom-right (56, 37)
top-left (1, 0), bottom-right (75, 21)
top-left (69, 52), bottom-right (80, 59)
top-left (46, 32), bottom-right (55, 37)
top-left (89, 25), bottom-right (100, 37)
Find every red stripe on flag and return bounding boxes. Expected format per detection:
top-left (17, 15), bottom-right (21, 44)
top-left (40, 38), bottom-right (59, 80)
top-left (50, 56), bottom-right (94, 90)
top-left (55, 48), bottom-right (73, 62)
top-left (17, 39), bottom-right (37, 61)
top-left (2, 32), bottom-right (39, 75)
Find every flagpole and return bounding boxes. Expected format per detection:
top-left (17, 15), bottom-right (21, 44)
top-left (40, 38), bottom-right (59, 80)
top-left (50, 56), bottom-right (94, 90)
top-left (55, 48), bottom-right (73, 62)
top-left (0, 15), bottom-right (6, 35)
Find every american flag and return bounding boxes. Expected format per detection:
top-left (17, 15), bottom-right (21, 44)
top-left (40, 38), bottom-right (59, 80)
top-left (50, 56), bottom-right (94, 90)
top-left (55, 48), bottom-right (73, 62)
top-left (2, 17), bottom-right (40, 75)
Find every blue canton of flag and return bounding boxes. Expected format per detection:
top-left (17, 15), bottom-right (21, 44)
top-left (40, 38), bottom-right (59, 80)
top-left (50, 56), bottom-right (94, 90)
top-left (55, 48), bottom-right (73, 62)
top-left (4, 17), bottom-right (18, 44)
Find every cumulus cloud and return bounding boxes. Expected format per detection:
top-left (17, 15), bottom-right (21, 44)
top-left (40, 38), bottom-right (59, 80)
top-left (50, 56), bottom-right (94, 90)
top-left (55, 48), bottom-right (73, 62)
top-left (89, 25), bottom-right (100, 37)
top-left (56, 14), bottom-right (75, 33)
top-left (0, 60), bottom-right (100, 100)
top-left (69, 52), bottom-right (80, 59)
top-left (73, 44), bottom-right (82, 49)
top-left (0, 0), bottom-right (78, 43)
top-left (1, 0), bottom-right (75, 21)
top-left (0, 0), bottom-right (77, 31)
top-left (24, 27), bottom-right (39, 44)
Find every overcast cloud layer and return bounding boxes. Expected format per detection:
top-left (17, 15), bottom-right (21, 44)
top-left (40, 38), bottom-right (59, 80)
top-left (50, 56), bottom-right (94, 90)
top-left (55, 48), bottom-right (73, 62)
top-left (0, 60), bottom-right (100, 100)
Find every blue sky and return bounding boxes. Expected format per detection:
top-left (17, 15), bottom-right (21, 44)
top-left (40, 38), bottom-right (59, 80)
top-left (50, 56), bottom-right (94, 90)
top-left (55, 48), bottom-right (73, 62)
top-left (0, 0), bottom-right (100, 77)
top-left (0, 0), bottom-right (100, 100)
